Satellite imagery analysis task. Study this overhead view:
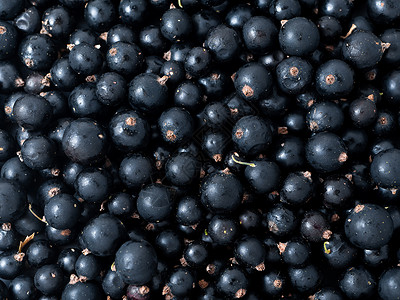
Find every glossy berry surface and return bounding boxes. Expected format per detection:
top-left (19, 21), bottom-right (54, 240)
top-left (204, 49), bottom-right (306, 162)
top-left (0, 1), bottom-right (398, 299)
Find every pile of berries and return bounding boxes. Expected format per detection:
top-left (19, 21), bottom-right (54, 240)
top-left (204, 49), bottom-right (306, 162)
top-left (0, 0), bottom-right (400, 299)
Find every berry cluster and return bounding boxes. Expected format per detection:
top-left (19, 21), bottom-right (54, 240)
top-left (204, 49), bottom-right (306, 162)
top-left (0, 0), bottom-right (399, 299)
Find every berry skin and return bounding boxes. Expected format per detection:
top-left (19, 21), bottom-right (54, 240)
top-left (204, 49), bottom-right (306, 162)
top-left (21, 136), bottom-right (56, 170)
top-left (306, 132), bottom-right (348, 173)
top-left (348, 98), bottom-right (377, 128)
top-left (279, 17), bottom-right (320, 57)
top-left (165, 152), bottom-right (200, 186)
top-left (164, 267), bottom-right (195, 298)
top-left (136, 183), bottom-right (174, 223)
top-left (320, 0), bottom-right (354, 21)
top-left (234, 236), bottom-right (266, 269)
top-left (322, 233), bottom-right (357, 269)
top-left (317, 16), bottom-right (343, 42)
top-left (306, 101), bottom-right (344, 133)
top-left (345, 203), bottom-right (393, 250)
top-left (14, 7), bottom-right (40, 34)
top-left (205, 24), bottom-right (241, 63)
top-left (26, 240), bottom-right (56, 267)
top-left (288, 264), bottom-right (321, 293)
top-left (261, 270), bottom-right (286, 297)
top-left (192, 9), bottom-right (221, 40)
top-left (9, 275), bottom-right (37, 300)
top-left (13, 94), bottom-right (53, 131)
top-left (200, 172), bottom-right (243, 214)
top-left (301, 211), bottom-right (331, 243)
top-left (311, 288), bottom-right (344, 300)
top-left (108, 24), bottom-right (137, 45)
top-left (158, 107), bottom-right (194, 145)
top-left (75, 253), bottom-right (101, 281)
top-left (110, 110), bottom-right (150, 152)
top-left (62, 118), bottom-right (107, 165)
top-left (34, 264), bottom-right (64, 295)
top-left (281, 171), bottom-right (313, 206)
top-left (107, 42), bottom-right (144, 77)
top-left (274, 135), bottom-right (305, 169)
top-left (0, 62), bottom-right (23, 94)
top-left (119, 153), bottom-right (153, 190)
top-left (232, 115), bottom-right (273, 156)
top-left (160, 8), bottom-right (192, 42)
top-left (276, 56), bottom-right (313, 95)
top-left (184, 47), bottom-right (211, 78)
top-left (0, 21), bottom-right (18, 60)
top-left (174, 81), bottom-right (203, 112)
top-left (44, 193), bottom-right (81, 230)
top-left (61, 281), bottom-right (105, 300)
top-left (225, 4), bottom-right (253, 29)
top-left (342, 30), bottom-right (389, 69)
top-left (244, 159), bottom-right (281, 195)
top-left (42, 5), bottom-right (73, 38)
top-left (84, 0), bottom-right (116, 32)
top-left (234, 62), bottom-right (273, 102)
top-left (217, 267), bottom-right (249, 298)
top-left (0, 129), bottom-right (15, 162)
top-left (0, 179), bottom-right (27, 223)
top-left (0, 251), bottom-right (25, 279)
top-left (266, 204), bottom-right (297, 237)
top-left (315, 59), bottom-right (354, 98)
top-left (68, 83), bottom-right (104, 118)
top-left (207, 215), bottom-right (238, 245)
top-left (102, 270), bottom-right (126, 299)
top-left (367, 0), bottom-right (400, 26)
top-left (242, 16), bottom-right (278, 55)
top-left (129, 73), bottom-right (168, 115)
top-left (19, 34), bottom-right (57, 71)
top-left (176, 196), bottom-right (203, 227)
top-left (70, 28), bottom-right (98, 47)
top-left (96, 72), bottom-right (127, 106)
top-left (281, 238), bottom-right (311, 267)
top-left (380, 28), bottom-right (400, 67)
top-left (370, 148), bottom-right (400, 189)
top-left (69, 43), bottom-right (103, 76)
top-left (80, 213), bottom-right (127, 256)
top-left (119, 0), bottom-right (148, 26)
top-left (378, 267), bottom-right (400, 300)
top-left (74, 167), bottom-right (112, 203)
top-left (382, 70), bottom-right (400, 106)
top-left (323, 176), bottom-right (353, 208)
top-left (269, 0), bottom-right (301, 21)
top-left (50, 58), bottom-right (80, 91)
top-left (115, 240), bottom-right (158, 285)
top-left (339, 266), bottom-right (376, 299)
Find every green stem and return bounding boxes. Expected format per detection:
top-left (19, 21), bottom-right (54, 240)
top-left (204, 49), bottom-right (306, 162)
top-left (231, 155), bottom-right (256, 168)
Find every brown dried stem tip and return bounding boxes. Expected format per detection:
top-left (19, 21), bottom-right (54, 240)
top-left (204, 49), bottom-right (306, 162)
top-left (157, 75), bottom-right (169, 85)
top-left (235, 128), bottom-right (244, 139)
top-left (273, 279), bottom-right (283, 289)
top-left (242, 84), bottom-right (254, 97)
top-left (166, 130), bottom-right (177, 142)
top-left (108, 48), bottom-right (117, 56)
top-left (125, 117), bottom-right (136, 126)
top-left (235, 288), bottom-right (247, 299)
top-left (354, 204), bottom-right (365, 213)
top-left (338, 152), bottom-right (348, 163)
top-left (289, 66), bottom-right (299, 76)
top-left (325, 74), bottom-right (336, 85)
top-left (341, 24), bottom-right (357, 39)
top-left (381, 42), bottom-right (391, 52)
